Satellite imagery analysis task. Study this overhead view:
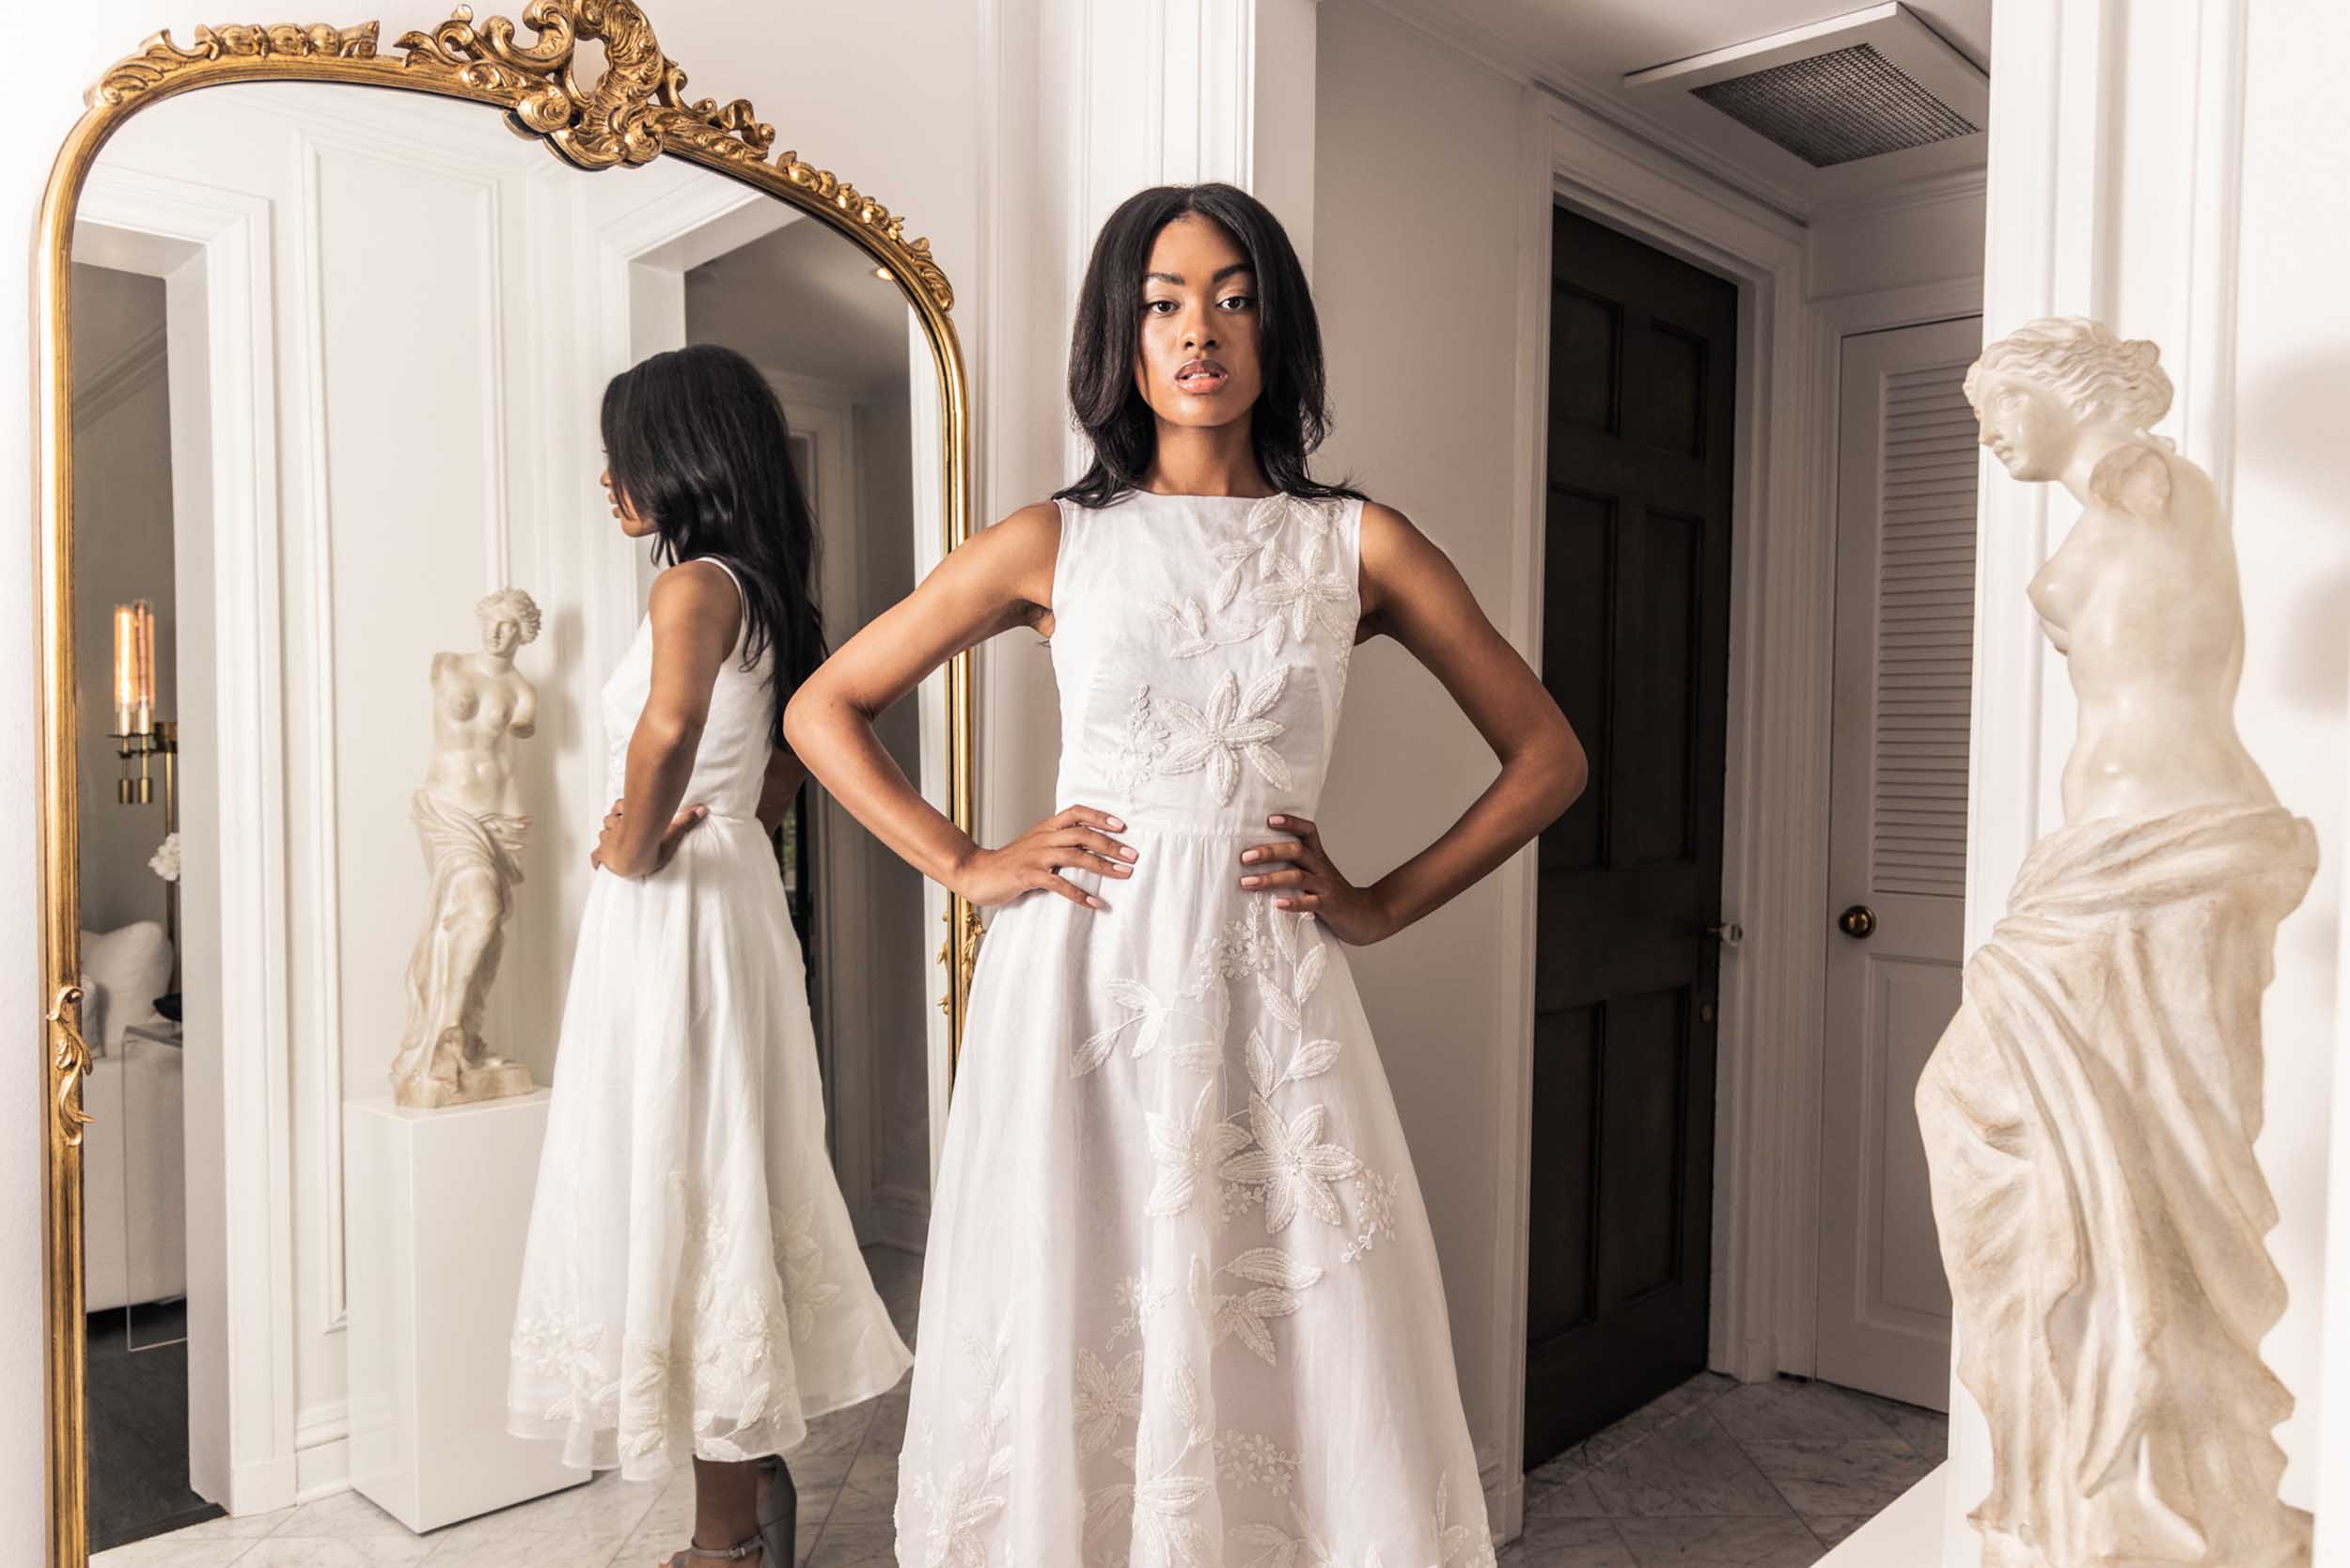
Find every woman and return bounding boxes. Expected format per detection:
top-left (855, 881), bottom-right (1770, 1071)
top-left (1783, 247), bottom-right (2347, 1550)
top-left (507, 344), bottom-right (914, 1566)
top-left (785, 184), bottom-right (1585, 1565)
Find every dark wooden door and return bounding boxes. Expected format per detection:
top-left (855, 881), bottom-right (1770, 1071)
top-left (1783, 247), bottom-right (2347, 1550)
top-left (1525, 206), bottom-right (1735, 1467)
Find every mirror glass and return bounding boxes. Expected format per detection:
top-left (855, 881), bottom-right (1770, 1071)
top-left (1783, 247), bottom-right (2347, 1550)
top-left (69, 78), bottom-right (939, 1558)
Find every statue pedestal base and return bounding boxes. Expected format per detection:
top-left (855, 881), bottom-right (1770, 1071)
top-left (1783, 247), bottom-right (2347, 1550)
top-left (392, 1058), bottom-right (536, 1110)
top-left (344, 1090), bottom-right (584, 1531)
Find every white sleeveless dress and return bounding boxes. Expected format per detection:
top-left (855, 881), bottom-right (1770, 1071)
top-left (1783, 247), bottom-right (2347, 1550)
top-left (895, 492), bottom-right (1497, 1567)
top-left (506, 557), bottom-right (913, 1481)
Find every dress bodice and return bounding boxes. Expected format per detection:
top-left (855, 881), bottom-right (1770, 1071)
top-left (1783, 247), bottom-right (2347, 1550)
top-left (1048, 489), bottom-right (1364, 834)
top-left (601, 557), bottom-right (775, 821)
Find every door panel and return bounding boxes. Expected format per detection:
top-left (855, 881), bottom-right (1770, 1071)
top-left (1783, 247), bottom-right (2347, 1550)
top-left (1525, 207), bottom-right (1736, 1468)
top-left (1814, 316), bottom-right (1982, 1411)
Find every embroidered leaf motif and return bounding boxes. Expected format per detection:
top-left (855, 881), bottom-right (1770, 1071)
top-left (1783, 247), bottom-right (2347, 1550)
top-left (1083, 1481), bottom-right (1136, 1541)
top-left (1435, 1469), bottom-right (1498, 1566)
top-left (1072, 978), bottom-right (1175, 1077)
top-left (1293, 941), bottom-right (1326, 1004)
top-left (1169, 1038), bottom-right (1225, 1074)
top-left (769, 1200), bottom-right (842, 1341)
top-left (1152, 597), bottom-right (1218, 658)
top-left (1246, 494), bottom-right (1294, 535)
top-left (1285, 1038), bottom-right (1343, 1084)
top-left (1224, 1286), bottom-right (1307, 1364)
top-left (1225, 1247), bottom-right (1324, 1292)
top-left (1231, 1521), bottom-right (1305, 1568)
top-left (1246, 1026), bottom-right (1280, 1099)
top-left (1268, 902), bottom-right (1299, 964)
top-left (1258, 973), bottom-right (1302, 1033)
top-left (1169, 1356), bottom-right (1214, 1451)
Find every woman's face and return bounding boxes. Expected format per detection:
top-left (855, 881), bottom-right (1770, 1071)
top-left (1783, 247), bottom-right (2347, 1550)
top-left (1132, 213), bottom-right (1263, 431)
top-left (601, 466), bottom-right (655, 539)
top-left (1976, 374), bottom-right (2076, 481)
top-left (481, 617), bottom-right (522, 657)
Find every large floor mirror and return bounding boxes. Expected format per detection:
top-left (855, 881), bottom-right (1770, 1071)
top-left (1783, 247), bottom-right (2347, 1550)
top-left (34, 8), bottom-right (976, 1562)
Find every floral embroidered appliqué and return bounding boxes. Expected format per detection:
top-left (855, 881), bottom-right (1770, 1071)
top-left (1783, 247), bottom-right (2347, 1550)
top-left (1159, 666), bottom-right (1293, 804)
top-left (1111, 682), bottom-right (1177, 793)
top-left (770, 1200), bottom-right (841, 1341)
top-left (906, 1310), bottom-right (1015, 1568)
top-left (1152, 494), bottom-right (1355, 659)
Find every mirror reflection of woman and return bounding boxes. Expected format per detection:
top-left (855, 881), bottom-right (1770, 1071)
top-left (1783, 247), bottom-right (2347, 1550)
top-left (787, 185), bottom-right (1586, 1565)
top-left (505, 344), bottom-right (913, 1567)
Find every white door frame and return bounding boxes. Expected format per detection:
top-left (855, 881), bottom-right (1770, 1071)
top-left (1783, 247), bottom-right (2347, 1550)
top-left (1489, 84), bottom-right (1985, 1532)
top-left (73, 170), bottom-right (300, 1517)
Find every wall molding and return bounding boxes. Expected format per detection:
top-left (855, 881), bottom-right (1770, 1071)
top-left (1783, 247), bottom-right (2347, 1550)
top-left (289, 126), bottom-right (516, 1340)
top-left (68, 320), bottom-right (166, 431)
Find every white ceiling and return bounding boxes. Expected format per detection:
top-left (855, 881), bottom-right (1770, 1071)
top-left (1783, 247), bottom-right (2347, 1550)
top-left (1382, 0), bottom-right (1996, 218)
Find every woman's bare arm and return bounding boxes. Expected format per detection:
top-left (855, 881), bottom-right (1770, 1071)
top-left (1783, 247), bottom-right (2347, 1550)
top-left (595, 560), bottom-right (738, 876)
top-left (785, 502), bottom-right (1137, 911)
top-left (1235, 502), bottom-right (1586, 942)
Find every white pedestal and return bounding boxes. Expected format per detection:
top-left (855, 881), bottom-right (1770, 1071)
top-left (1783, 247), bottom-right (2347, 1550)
top-left (344, 1090), bottom-right (586, 1531)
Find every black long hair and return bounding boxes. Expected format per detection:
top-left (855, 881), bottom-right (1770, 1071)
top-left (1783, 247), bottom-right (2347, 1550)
top-left (1055, 182), bottom-right (1363, 508)
top-left (600, 343), bottom-right (824, 749)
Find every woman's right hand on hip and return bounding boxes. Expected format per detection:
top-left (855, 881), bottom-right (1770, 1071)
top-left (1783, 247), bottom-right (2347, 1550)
top-left (952, 805), bottom-right (1136, 910)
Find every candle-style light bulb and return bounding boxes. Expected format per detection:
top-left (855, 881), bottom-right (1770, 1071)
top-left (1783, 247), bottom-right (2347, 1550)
top-left (113, 603), bottom-right (136, 736)
top-left (134, 601), bottom-right (155, 732)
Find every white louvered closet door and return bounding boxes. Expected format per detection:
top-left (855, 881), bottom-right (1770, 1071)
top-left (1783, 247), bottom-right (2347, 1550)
top-left (1814, 315), bottom-right (1982, 1410)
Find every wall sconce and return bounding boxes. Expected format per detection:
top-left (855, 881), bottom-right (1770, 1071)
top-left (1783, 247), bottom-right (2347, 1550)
top-left (109, 599), bottom-right (179, 947)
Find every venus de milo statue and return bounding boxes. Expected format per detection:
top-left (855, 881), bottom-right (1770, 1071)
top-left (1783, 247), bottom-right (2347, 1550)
top-left (1917, 318), bottom-right (2318, 1568)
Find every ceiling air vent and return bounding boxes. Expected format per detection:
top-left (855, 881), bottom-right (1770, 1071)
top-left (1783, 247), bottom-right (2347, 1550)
top-left (1626, 3), bottom-right (1987, 171)
top-left (1693, 41), bottom-right (1975, 166)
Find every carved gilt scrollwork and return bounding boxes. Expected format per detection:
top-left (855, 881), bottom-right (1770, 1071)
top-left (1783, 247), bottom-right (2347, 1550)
top-left (92, 22), bottom-right (382, 105)
top-left (47, 984), bottom-right (93, 1149)
top-left (82, 1), bottom-right (952, 309)
top-left (935, 902), bottom-right (986, 1018)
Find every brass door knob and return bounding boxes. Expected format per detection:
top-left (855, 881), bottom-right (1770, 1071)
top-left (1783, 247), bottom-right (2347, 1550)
top-left (1838, 903), bottom-right (1877, 939)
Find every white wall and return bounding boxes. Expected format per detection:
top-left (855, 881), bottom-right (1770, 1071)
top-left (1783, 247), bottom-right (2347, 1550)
top-left (0, 1), bottom-right (979, 1550)
top-left (1808, 186), bottom-right (1986, 305)
top-left (1310, 0), bottom-right (1535, 1491)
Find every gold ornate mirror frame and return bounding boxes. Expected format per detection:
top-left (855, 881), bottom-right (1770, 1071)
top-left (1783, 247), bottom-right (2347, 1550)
top-left (32, 6), bottom-right (981, 1560)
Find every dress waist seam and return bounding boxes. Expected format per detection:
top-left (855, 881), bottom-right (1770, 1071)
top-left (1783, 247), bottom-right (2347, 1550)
top-left (1079, 818), bottom-right (1297, 842)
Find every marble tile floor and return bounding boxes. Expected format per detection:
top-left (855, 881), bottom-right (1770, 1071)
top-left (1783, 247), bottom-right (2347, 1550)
top-left (100, 1244), bottom-right (1942, 1568)
top-left (95, 1246), bottom-right (925, 1568)
top-left (1502, 1372), bottom-right (1949, 1568)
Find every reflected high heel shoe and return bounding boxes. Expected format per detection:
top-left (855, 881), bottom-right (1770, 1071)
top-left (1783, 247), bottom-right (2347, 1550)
top-left (664, 1535), bottom-right (762, 1566)
top-left (756, 1453), bottom-right (798, 1564)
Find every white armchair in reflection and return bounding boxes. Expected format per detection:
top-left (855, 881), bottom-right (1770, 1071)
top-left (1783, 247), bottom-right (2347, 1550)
top-left (1917, 318), bottom-right (2317, 1568)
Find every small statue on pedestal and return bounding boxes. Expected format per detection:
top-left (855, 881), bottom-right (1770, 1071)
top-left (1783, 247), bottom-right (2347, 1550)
top-left (1918, 319), bottom-right (2316, 1568)
top-left (389, 587), bottom-right (544, 1110)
